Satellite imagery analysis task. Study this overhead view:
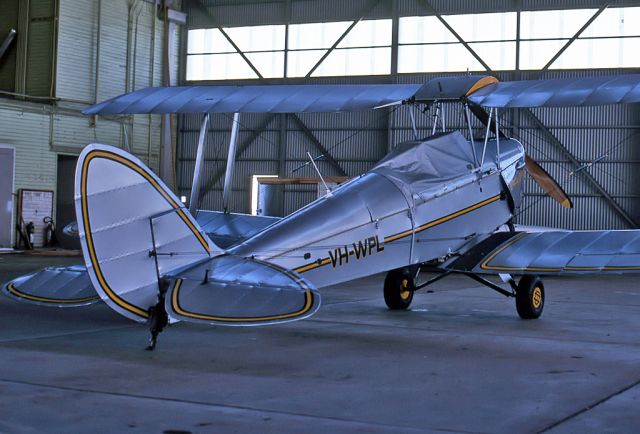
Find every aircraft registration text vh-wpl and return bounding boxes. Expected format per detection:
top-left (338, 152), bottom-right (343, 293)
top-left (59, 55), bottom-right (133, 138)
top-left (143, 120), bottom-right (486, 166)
top-left (329, 235), bottom-right (385, 268)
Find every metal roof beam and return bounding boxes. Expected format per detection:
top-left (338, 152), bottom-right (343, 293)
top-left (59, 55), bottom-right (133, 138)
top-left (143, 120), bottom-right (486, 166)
top-left (540, 4), bottom-right (608, 73)
top-left (290, 114), bottom-right (348, 177)
top-left (305, 0), bottom-right (383, 78)
top-left (188, 0), bottom-right (264, 79)
top-left (418, 0), bottom-right (492, 72)
top-left (0, 29), bottom-right (17, 64)
top-left (523, 108), bottom-right (638, 228)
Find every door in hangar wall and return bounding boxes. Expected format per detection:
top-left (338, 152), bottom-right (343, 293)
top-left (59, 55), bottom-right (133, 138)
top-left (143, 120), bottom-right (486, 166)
top-left (56, 155), bottom-right (80, 249)
top-left (0, 146), bottom-right (15, 248)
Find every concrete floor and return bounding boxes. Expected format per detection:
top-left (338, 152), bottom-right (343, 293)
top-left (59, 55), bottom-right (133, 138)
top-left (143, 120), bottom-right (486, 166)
top-left (1, 254), bottom-right (639, 434)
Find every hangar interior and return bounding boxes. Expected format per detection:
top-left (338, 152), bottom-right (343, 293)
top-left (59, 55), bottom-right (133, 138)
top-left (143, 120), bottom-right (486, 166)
top-left (176, 0), bottom-right (640, 230)
top-left (2, 1), bottom-right (640, 433)
top-left (1, 0), bottom-right (640, 250)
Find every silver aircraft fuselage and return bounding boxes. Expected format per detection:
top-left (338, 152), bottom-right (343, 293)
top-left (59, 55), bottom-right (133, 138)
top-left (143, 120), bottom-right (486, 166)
top-left (231, 131), bottom-right (525, 289)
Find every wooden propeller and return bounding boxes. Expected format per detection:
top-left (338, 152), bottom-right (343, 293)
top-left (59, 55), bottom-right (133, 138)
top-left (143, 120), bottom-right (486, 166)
top-left (524, 154), bottom-right (573, 209)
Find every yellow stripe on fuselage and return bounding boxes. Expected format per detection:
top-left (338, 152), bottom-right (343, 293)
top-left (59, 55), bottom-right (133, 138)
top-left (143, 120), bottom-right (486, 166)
top-left (293, 194), bottom-right (503, 274)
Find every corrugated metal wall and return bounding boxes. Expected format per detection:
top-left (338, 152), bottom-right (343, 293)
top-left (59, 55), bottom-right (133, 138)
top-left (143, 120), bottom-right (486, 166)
top-left (0, 101), bottom-right (56, 191)
top-left (9, 0), bottom-right (57, 97)
top-left (0, 0), bottom-right (181, 246)
top-left (507, 69), bottom-right (640, 230)
top-left (178, 0), bottom-right (640, 230)
top-left (55, 0), bottom-right (180, 170)
top-left (0, 100), bottom-right (56, 246)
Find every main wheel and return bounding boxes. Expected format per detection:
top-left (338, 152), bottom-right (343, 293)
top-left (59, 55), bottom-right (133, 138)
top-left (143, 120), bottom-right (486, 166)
top-left (515, 275), bottom-right (544, 319)
top-left (384, 269), bottom-right (414, 310)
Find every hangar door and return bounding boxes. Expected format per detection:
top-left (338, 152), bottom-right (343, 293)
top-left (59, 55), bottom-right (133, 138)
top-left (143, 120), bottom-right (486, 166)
top-left (0, 145), bottom-right (15, 248)
top-left (56, 155), bottom-right (79, 249)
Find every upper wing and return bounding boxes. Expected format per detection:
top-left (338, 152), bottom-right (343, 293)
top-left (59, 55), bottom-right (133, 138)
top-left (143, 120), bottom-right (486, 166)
top-left (166, 254), bottom-right (320, 326)
top-left (467, 74), bottom-right (640, 108)
top-left (446, 230), bottom-right (640, 275)
top-left (81, 75), bottom-right (493, 115)
top-left (82, 74), bottom-right (640, 115)
top-left (82, 84), bottom-right (421, 115)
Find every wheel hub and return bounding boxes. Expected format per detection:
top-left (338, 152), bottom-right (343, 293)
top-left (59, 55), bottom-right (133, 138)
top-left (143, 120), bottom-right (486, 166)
top-left (532, 286), bottom-right (542, 309)
top-left (400, 278), bottom-right (411, 300)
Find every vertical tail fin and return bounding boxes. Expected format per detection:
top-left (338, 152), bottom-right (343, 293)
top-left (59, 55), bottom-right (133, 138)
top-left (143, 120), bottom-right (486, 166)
top-left (75, 144), bottom-right (223, 322)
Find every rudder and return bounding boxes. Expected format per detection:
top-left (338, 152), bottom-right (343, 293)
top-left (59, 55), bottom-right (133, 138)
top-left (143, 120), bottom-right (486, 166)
top-left (75, 144), bottom-right (222, 322)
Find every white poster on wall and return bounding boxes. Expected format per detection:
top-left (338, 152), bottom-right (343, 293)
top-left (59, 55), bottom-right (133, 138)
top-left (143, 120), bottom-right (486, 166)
top-left (20, 189), bottom-right (54, 248)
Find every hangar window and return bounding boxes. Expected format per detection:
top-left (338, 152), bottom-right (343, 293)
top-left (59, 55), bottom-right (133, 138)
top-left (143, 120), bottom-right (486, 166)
top-left (287, 21), bottom-right (352, 77)
top-left (186, 25), bottom-right (285, 80)
top-left (185, 7), bottom-right (640, 80)
top-left (398, 13), bottom-right (516, 72)
top-left (519, 7), bottom-right (640, 69)
top-left (287, 19), bottom-right (392, 77)
top-left (520, 9), bottom-right (596, 40)
top-left (187, 20), bottom-right (391, 80)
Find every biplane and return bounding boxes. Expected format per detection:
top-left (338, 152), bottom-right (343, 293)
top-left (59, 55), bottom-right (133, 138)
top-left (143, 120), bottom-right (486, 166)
top-left (4, 74), bottom-right (640, 349)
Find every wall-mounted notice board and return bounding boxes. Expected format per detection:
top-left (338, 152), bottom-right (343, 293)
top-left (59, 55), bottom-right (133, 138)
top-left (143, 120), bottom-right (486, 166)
top-left (19, 189), bottom-right (54, 248)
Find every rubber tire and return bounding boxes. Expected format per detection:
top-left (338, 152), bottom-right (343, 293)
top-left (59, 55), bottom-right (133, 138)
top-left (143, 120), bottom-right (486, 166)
top-left (515, 275), bottom-right (544, 319)
top-left (384, 269), bottom-right (414, 310)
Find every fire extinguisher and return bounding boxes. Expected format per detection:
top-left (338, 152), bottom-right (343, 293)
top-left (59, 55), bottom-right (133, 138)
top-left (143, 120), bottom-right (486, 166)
top-left (43, 216), bottom-right (57, 247)
top-left (26, 221), bottom-right (35, 248)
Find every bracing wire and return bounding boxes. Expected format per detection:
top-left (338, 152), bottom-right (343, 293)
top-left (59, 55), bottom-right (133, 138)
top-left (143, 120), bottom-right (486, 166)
top-left (493, 109), bottom-right (640, 220)
top-left (221, 107), bottom-right (400, 176)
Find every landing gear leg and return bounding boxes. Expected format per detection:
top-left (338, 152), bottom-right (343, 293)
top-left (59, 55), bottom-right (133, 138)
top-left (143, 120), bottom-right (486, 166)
top-left (463, 272), bottom-right (545, 319)
top-left (384, 268), bottom-right (416, 310)
top-left (145, 279), bottom-right (170, 351)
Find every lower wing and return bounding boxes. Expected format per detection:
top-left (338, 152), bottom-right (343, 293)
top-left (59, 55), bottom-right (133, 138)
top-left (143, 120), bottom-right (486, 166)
top-left (445, 230), bottom-right (640, 275)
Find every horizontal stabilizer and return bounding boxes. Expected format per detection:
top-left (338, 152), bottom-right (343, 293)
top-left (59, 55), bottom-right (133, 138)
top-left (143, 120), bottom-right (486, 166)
top-left (3, 265), bottom-right (99, 307)
top-left (166, 255), bottom-right (320, 326)
top-left (447, 230), bottom-right (640, 275)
